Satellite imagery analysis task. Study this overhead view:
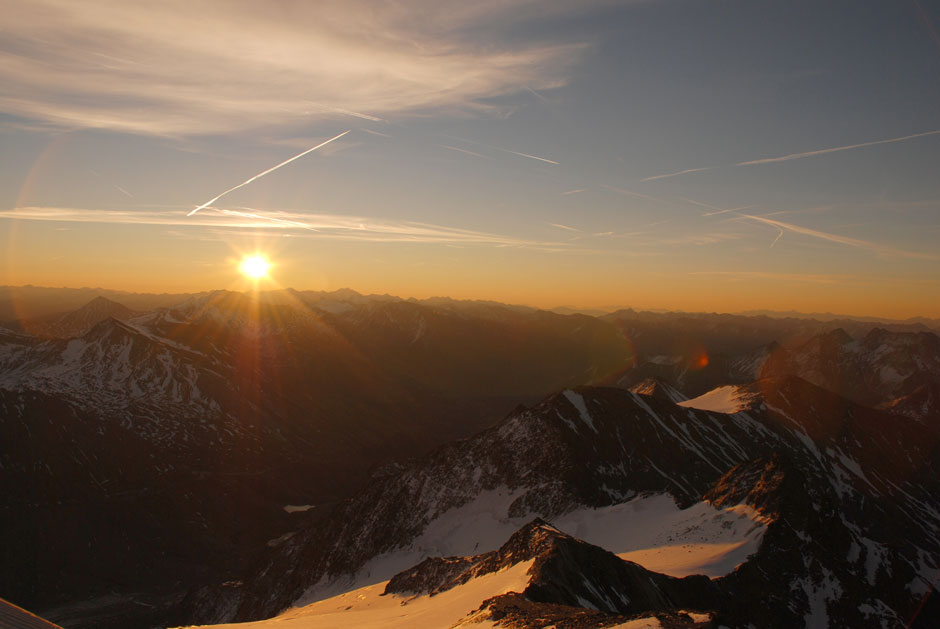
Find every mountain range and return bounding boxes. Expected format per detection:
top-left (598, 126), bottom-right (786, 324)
top-left (0, 286), bottom-right (937, 628)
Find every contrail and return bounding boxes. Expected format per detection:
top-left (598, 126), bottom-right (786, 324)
top-left (737, 213), bottom-right (940, 260)
top-left (500, 148), bottom-right (559, 165)
top-left (525, 86), bottom-right (552, 106)
top-left (304, 102), bottom-right (384, 122)
top-left (549, 223), bottom-right (581, 232)
top-left (601, 184), bottom-right (672, 205)
top-left (188, 130), bottom-right (350, 216)
top-left (737, 129), bottom-right (940, 166)
top-left (441, 145), bottom-right (489, 159)
top-left (561, 188), bottom-right (585, 195)
top-left (621, 128), bottom-right (940, 182)
top-left (444, 134), bottom-right (559, 165)
top-left (700, 204), bottom-right (759, 217)
top-left (360, 127), bottom-right (392, 138)
top-left (677, 196), bottom-right (758, 216)
top-left (639, 167), bottom-right (710, 182)
top-left (679, 197), bottom-right (722, 211)
top-left (88, 168), bottom-right (134, 198)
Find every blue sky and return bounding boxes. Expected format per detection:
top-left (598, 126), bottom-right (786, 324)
top-left (1, 0), bottom-right (939, 317)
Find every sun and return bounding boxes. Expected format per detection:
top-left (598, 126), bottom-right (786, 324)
top-left (238, 254), bottom-right (271, 280)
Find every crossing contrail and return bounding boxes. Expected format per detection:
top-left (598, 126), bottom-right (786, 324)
top-left (188, 130), bottom-right (350, 216)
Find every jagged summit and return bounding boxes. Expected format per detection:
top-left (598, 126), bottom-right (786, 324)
top-left (628, 377), bottom-right (689, 404)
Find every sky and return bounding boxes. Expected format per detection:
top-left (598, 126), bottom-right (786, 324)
top-left (1, 0), bottom-right (939, 318)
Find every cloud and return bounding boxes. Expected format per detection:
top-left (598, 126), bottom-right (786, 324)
top-left (736, 129), bottom-right (940, 166)
top-left (0, 0), bottom-right (588, 136)
top-left (0, 205), bottom-right (569, 249)
top-left (736, 213), bottom-right (940, 260)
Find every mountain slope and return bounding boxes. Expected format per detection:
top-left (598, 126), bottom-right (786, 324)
top-left (187, 379), bottom-right (940, 628)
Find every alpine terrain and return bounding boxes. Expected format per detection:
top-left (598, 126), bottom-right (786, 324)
top-left (1, 287), bottom-right (937, 628)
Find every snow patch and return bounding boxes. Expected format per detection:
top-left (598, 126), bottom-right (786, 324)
top-left (609, 618), bottom-right (663, 629)
top-left (679, 386), bottom-right (752, 414)
top-left (554, 494), bottom-right (768, 578)
top-left (183, 560), bottom-right (536, 629)
top-left (563, 389), bottom-right (598, 433)
top-left (284, 504), bottom-right (315, 514)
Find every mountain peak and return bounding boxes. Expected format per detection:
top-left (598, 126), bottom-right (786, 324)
top-left (821, 327), bottom-right (854, 345)
top-left (628, 377), bottom-right (689, 403)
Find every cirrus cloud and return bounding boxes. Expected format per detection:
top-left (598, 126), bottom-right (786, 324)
top-left (0, 0), bottom-right (589, 136)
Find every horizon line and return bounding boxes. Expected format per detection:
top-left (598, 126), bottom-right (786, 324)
top-left (1, 282), bottom-right (936, 325)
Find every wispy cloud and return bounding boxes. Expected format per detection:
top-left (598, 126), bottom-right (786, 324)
top-left (736, 213), bottom-right (940, 260)
top-left (639, 167), bottom-right (710, 182)
top-left (1, 0), bottom-right (587, 135)
top-left (1, 205), bottom-right (569, 249)
top-left (737, 129), bottom-right (940, 166)
top-left (549, 223), bottom-right (581, 232)
top-left (561, 188), bottom-right (585, 195)
top-left (188, 130), bottom-right (350, 215)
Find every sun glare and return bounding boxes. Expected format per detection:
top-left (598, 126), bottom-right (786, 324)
top-left (239, 255), bottom-right (271, 280)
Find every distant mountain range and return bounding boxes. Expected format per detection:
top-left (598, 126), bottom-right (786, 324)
top-left (0, 286), bottom-right (937, 628)
top-left (3, 285), bottom-right (938, 333)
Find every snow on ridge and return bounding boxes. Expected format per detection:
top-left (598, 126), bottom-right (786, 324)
top-left (563, 389), bottom-right (598, 433)
top-left (679, 385), bottom-right (752, 414)
top-left (293, 490), bottom-right (768, 610)
top-left (187, 560), bottom-right (536, 629)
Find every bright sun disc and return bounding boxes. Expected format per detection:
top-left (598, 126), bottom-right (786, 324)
top-left (239, 255), bottom-right (270, 279)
